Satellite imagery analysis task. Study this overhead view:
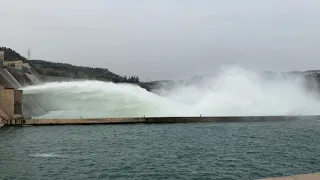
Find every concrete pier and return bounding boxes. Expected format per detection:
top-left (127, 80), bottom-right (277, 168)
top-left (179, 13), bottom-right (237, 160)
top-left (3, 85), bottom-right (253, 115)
top-left (5, 115), bottom-right (320, 126)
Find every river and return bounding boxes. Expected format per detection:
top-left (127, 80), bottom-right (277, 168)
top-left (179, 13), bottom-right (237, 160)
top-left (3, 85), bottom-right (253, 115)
top-left (0, 119), bottom-right (319, 180)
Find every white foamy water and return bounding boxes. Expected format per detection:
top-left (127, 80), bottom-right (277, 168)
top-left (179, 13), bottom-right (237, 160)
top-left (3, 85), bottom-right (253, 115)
top-left (22, 67), bottom-right (320, 118)
top-left (28, 153), bottom-right (66, 158)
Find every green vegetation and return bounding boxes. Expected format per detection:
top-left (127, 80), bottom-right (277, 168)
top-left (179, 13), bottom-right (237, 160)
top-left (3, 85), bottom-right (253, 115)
top-left (29, 60), bottom-right (140, 84)
top-left (2, 46), bottom-right (320, 92)
top-left (0, 47), bottom-right (154, 90)
top-left (0, 47), bottom-right (27, 61)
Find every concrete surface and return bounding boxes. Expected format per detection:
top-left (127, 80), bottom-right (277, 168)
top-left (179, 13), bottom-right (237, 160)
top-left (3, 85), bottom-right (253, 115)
top-left (1, 68), bottom-right (22, 88)
top-left (263, 173), bottom-right (320, 180)
top-left (0, 88), bottom-right (14, 119)
top-left (14, 90), bottom-right (23, 114)
top-left (6, 115), bottom-right (319, 125)
top-left (1, 66), bottom-right (45, 116)
top-left (0, 88), bottom-right (23, 119)
top-left (25, 73), bottom-right (42, 85)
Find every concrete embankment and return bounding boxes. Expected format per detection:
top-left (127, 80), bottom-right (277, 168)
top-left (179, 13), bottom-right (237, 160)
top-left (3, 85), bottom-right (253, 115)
top-left (6, 115), bottom-right (320, 126)
top-left (0, 66), bottom-right (45, 117)
top-left (0, 68), bottom-right (22, 88)
top-left (263, 172), bottom-right (320, 180)
top-left (25, 73), bottom-right (42, 85)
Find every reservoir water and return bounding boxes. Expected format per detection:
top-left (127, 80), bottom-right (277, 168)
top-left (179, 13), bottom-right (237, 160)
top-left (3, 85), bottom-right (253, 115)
top-left (1, 119), bottom-right (319, 180)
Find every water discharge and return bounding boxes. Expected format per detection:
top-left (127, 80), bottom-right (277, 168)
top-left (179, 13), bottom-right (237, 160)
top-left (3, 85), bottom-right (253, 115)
top-left (22, 67), bottom-right (320, 118)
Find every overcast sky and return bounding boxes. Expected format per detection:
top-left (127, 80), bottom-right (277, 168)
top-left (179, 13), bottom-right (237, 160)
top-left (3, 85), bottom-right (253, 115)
top-left (1, 0), bottom-right (320, 80)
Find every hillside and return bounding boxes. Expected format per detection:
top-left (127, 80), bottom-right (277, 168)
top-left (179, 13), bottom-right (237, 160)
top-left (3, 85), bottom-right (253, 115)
top-left (0, 47), bottom-right (153, 90)
top-left (29, 60), bottom-right (140, 83)
top-left (0, 47), bottom-right (27, 61)
top-left (3, 47), bottom-right (320, 93)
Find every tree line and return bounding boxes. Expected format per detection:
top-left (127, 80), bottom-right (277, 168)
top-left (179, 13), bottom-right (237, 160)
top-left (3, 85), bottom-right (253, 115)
top-left (0, 47), bottom-right (27, 61)
top-left (0, 47), bottom-right (141, 84)
top-left (30, 60), bottom-right (140, 83)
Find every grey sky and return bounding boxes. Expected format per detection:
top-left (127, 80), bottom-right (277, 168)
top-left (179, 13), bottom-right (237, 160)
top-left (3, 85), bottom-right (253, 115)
top-left (1, 0), bottom-right (320, 80)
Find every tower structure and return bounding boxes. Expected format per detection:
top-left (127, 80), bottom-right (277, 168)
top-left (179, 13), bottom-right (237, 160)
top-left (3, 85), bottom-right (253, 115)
top-left (27, 48), bottom-right (31, 60)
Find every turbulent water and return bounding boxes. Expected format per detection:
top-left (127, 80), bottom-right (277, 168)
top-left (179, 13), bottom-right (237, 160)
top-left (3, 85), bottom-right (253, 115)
top-left (22, 67), bottom-right (320, 118)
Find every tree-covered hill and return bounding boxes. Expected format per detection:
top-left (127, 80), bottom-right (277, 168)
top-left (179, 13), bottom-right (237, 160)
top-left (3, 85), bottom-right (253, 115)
top-left (0, 47), bottom-right (27, 60)
top-left (29, 59), bottom-right (140, 84)
top-left (0, 47), bottom-right (154, 89)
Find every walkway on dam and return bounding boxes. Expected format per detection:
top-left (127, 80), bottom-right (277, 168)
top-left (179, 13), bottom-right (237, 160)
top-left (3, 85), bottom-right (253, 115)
top-left (6, 115), bottom-right (320, 125)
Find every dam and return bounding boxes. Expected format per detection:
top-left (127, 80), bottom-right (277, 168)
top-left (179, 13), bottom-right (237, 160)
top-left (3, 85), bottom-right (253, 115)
top-left (5, 115), bottom-right (320, 126)
top-left (1, 50), bottom-right (320, 125)
top-left (0, 51), bottom-right (319, 180)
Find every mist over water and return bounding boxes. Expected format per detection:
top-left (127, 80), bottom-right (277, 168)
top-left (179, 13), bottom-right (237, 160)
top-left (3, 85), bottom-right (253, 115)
top-left (22, 67), bottom-right (320, 118)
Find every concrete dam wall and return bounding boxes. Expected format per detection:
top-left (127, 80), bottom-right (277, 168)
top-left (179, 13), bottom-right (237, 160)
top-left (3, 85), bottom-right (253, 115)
top-left (7, 115), bottom-right (318, 126)
top-left (0, 68), bottom-right (22, 88)
top-left (25, 73), bottom-right (42, 85)
top-left (0, 66), bottom-right (45, 117)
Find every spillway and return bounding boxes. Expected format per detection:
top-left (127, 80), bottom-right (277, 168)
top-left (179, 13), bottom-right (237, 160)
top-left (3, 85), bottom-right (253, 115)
top-left (21, 67), bottom-right (320, 118)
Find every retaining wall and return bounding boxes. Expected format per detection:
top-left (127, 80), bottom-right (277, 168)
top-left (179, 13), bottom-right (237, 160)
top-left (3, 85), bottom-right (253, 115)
top-left (0, 66), bottom-right (45, 117)
top-left (25, 73), bottom-right (42, 85)
top-left (0, 88), bottom-right (14, 119)
top-left (10, 115), bottom-right (320, 126)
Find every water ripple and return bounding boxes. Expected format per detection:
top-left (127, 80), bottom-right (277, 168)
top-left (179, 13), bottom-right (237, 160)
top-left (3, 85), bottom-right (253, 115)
top-left (0, 120), bottom-right (319, 180)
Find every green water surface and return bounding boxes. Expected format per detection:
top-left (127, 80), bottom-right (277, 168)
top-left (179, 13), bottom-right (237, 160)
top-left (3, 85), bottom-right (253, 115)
top-left (0, 120), bottom-right (319, 180)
